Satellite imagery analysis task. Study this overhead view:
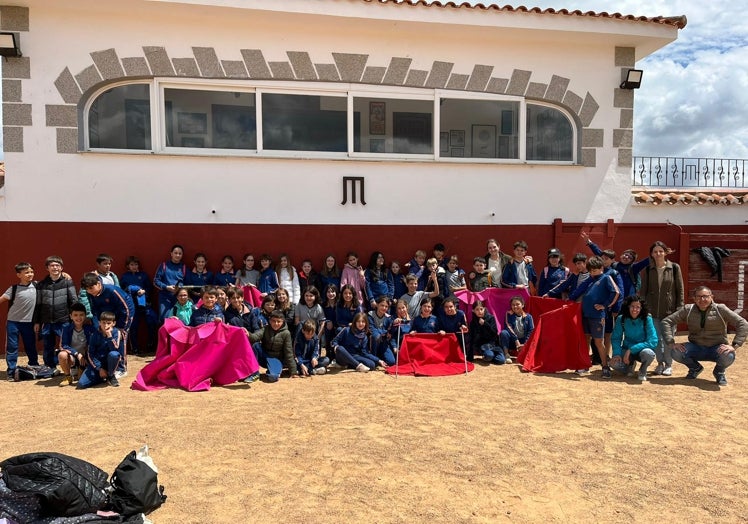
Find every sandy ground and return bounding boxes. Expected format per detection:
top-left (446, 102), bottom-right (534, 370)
top-left (1, 335), bottom-right (747, 524)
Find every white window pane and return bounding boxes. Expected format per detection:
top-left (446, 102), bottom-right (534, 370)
top-left (353, 97), bottom-right (433, 154)
top-left (439, 99), bottom-right (519, 159)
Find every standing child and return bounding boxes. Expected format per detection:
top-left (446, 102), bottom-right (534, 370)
top-left (298, 260), bottom-right (317, 298)
top-left (423, 258), bottom-right (448, 310)
top-left (407, 250), bottom-right (428, 290)
top-left (257, 254), bottom-right (279, 297)
top-left (390, 261), bottom-right (407, 314)
top-left (1, 262), bottom-right (40, 380)
top-left (501, 241), bottom-right (537, 291)
top-left (537, 248), bottom-right (570, 299)
top-left (274, 288), bottom-right (296, 327)
top-left (469, 300), bottom-right (501, 363)
top-left (336, 284), bottom-right (363, 334)
top-left (213, 255), bottom-right (236, 288)
top-left (322, 284), bottom-right (339, 356)
top-left (184, 253), bottom-right (213, 303)
top-left (276, 254), bottom-right (301, 305)
top-left (400, 274), bottom-right (440, 318)
top-left (34, 256), bottom-right (77, 368)
top-left (79, 254), bottom-right (121, 319)
top-left (153, 245), bottom-right (187, 321)
top-left (77, 311), bottom-right (124, 389)
top-left (469, 257), bottom-right (491, 292)
top-left (569, 256), bottom-right (621, 378)
top-left (294, 320), bottom-right (330, 376)
top-left (57, 303), bottom-right (95, 386)
top-left (340, 252), bottom-right (367, 306)
top-left (119, 255), bottom-right (158, 354)
top-left (546, 253), bottom-right (589, 299)
top-left (499, 295), bottom-right (535, 364)
top-left (444, 255), bottom-right (467, 297)
top-left (365, 252), bottom-right (394, 311)
top-left (235, 253), bottom-right (260, 288)
top-left (317, 255), bottom-right (341, 295)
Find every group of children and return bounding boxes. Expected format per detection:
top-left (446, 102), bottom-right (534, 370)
top-left (2, 235), bottom-right (681, 385)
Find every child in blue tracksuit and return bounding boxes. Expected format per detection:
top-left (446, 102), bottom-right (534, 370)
top-left (120, 255), bottom-right (158, 353)
top-left (410, 298), bottom-right (441, 334)
top-left (499, 295), bottom-right (535, 364)
top-left (153, 245), bottom-right (187, 321)
top-left (469, 300), bottom-right (501, 363)
top-left (294, 320), bottom-right (330, 376)
top-left (569, 256), bottom-right (621, 378)
top-left (77, 311), bottom-right (124, 389)
top-left (190, 287), bottom-right (225, 326)
top-left (368, 296), bottom-right (395, 366)
top-left (365, 252), bottom-right (394, 311)
top-left (388, 299), bottom-right (412, 356)
top-left (546, 253), bottom-right (590, 300)
top-left (537, 248), bottom-right (570, 298)
top-left (437, 297), bottom-right (468, 353)
top-left (501, 241), bottom-right (537, 290)
top-left (257, 255), bottom-right (279, 296)
top-left (331, 312), bottom-right (383, 372)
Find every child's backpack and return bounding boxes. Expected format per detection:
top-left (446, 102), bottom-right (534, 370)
top-left (7, 281), bottom-right (38, 308)
top-left (107, 450), bottom-right (167, 516)
top-left (14, 364), bottom-right (57, 381)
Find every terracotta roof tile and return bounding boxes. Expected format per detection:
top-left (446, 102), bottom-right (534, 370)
top-left (360, 1), bottom-right (687, 29)
top-left (632, 190), bottom-right (746, 206)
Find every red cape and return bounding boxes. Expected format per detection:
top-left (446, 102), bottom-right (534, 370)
top-left (386, 333), bottom-right (474, 376)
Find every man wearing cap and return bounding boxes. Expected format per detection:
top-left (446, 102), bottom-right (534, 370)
top-left (661, 285), bottom-right (747, 386)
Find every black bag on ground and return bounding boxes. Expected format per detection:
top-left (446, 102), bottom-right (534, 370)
top-left (0, 452), bottom-right (109, 517)
top-left (107, 451), bottom-right (166, 516)
top-left (14, 364), bottom-right (57, 381)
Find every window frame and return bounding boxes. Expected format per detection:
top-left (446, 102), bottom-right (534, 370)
top-left (82, 78), bottom-right (578, 165)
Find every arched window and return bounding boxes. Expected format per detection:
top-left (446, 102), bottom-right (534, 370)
top-left (88, 83), bottom-right (151, 150)
top-left (84, 80), bottom-right (577, 164)
top-left (526, 103), bottom-right (574, 161)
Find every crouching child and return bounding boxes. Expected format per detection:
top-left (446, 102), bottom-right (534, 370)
top-left (58, 302), bottom-right (95, 386)
top-left (295, 320), bottom-right (330, 376)
top-left (249, 310), bottom-right (296, 382)
top-left (77, 311), bottom-right (124, 389)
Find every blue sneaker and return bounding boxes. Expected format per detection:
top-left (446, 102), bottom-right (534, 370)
top-left (685, 364), bottom-right (704, 379)
top-left (713, 370), bottom-right (727, 386)
top-left (242, 371), bottom-right (260, 383)
top-left (601, 366), bottom-right (612, 379)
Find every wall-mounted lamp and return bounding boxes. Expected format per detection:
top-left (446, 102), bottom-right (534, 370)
top-left (0, 32), bottom-right (21, 58)
top-left (620, 69), bottom-right (643, 89)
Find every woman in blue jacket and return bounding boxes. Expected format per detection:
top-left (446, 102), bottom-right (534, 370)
top-left (610, 295), bottom-right (658, 381)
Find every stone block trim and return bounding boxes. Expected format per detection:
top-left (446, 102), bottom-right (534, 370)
top-left (613, 129), bottom-right (633, 148)
top-left (48, 46), bottom-right (607, 165)
top-left (45, 105), bottom-right (77, 127)
top-left (91, 49), bottom-right (125, 81)
top-left (57, 128), bottom-right (79, 154)
top-left (615, 47), bottom-right (635, 67)
top-left (2, 56), bottom-right (30, 79)
top-left (193, 47), bottom-right (225, 78)
top-left (404, 69), bottom-right (427, 87)
top-left (0, 5), bottom-right (29, 31)
top-left (3, 103), bottom-right (31, 126)
top-left (287, 51), bottom-right (318, 81)
top-left (2, 79), bottom-right (21, 102)
top-left (618, 148), bottom-right (632, 168)
top-left (2, 125), bottom-right (23, 153)
top-left (173, 58), bottom-right (200, 77)
top-left (582, 148), bottom-right (596, 168)
top-left (620, 108), bottom-right (633, 129)
top-left (333, 53), bottom-right (368, 83)
top-left (614, 88), bottom-right (634, 109)
top-left (222, 60), bottom-right (248, 79)
top-left (582, 128), bottom-right (604, 148)
top-left (525, 82), bottom-right (547, 98)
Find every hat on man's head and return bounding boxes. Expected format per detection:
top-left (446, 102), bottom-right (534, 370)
top-left (548, 248), bottom-right (561, 256)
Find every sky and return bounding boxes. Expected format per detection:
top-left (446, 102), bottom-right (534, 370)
top-left (520, 0), bottom-right (748, 159)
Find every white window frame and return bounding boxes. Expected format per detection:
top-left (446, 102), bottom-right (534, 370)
top-left (83, 79), bottom-right (578, 165)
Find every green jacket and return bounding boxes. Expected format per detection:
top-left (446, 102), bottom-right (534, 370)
top-left (250, 323), bottom-right (296, 375)
top-left (662, 303), bottom-right (747, 349)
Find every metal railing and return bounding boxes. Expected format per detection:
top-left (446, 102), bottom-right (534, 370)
top-left (633, 157), bottom-right (747, 188)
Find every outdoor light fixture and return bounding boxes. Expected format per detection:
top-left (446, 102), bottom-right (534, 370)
top-left (0, 32), bottom-right (21, 58)
top-left (620, 69), bottom-right (643, 89)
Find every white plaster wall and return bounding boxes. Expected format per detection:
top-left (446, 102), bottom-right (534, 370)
top-left (7, 0), bottom-right (732, 227)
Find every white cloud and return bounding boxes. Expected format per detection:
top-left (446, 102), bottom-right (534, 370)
top-left (524, 0), bottom-right (748, 158)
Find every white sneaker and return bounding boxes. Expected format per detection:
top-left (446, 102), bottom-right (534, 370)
top-left (662, 366), bottom-right (672, 376)
top-left (355, 363), bottom-right (369, 373)
top-left (313, 367), bottom-right (327, 375)
top-left (114, 369), bottom-right (128, 379)
top-left (504, 355), bottom-right (513, 364)
top-left (328, 360), bottom-right (342, 370)
top-left (575, 369), bottom-right (589, 375)
top-left (653, 363), bottom-right (665, 375)
top-left (637, 372), bottom-right (647, 381)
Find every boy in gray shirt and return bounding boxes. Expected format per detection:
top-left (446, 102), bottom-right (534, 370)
top-left (1, 262), bottom-right (40, 380)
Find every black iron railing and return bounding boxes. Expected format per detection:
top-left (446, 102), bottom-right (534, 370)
top-left (633, 157), bottom-right (747, 188)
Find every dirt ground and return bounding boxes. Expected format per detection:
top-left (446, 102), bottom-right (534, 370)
top-left (2, 334), bottom-right (747, 524)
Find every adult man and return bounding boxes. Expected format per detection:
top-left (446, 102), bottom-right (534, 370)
top-left (661, 286), bottom-right (747, 386)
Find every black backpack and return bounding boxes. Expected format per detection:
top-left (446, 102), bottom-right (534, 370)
top-left (14, 364), bottom-right (57, 381)
top-left (107, 450), bottom-right (167, 516)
